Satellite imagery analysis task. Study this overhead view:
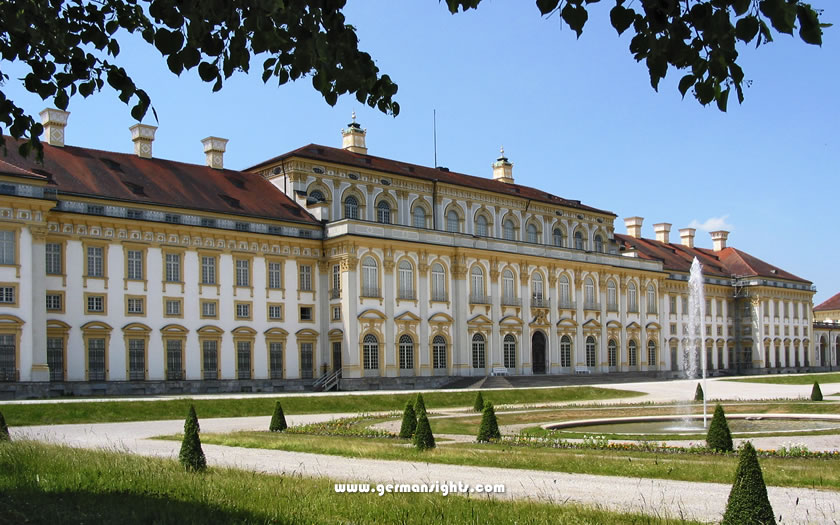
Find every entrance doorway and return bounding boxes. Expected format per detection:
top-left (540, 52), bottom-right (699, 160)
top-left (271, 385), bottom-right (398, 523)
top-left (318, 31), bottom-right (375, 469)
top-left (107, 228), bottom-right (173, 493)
top-left (532, 331), bottom-right (546, 374)
top-left (332, 341), bottom-right (342, 371)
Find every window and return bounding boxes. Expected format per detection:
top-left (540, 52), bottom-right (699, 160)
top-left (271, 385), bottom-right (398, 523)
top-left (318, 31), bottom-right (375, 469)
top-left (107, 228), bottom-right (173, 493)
top-left (201, 256), bottom-right (217, 285)
top-left (268, 304), bottom-right (283, 320)
top-left (502, 269), bottom-right (515, 304)
top-left (628, 340), bottom-right (637, 367)
top-left (127, 297), bottom-right (144, 314)
top-left (399, 334), bottom-right (414, 369)
top-left (503, 334), bottom-right (516, 369)
top-left (646, 285), bottom-right (656, 314)
top-left (331, 264), bottom-right (340, 297)
top-left (164, 213), bottom-right (180, 224)
top-left (431, 263), bottom-right (447, 302)
top-left (88, 204), bottom-right (105, 216)
top-left (476, 215), bottom-right (488, 237)
top-left (202, 340), bottom-right (218, 379)
top-left (574, 231), bottom-right (584, 250)
top-left (268, 262), bottom-right (283, 289)
top-left (0, 286), bottom-right (15, 304)
top-left (165, 339), bottom-right (183, 380)
top-left (503, 219), bottom-right (515, 241)
top-left (471, 333), bottom-right (486, 369)
top-left (670, 323), bottom-right (677, 335)
top-left (127, 250), bottom-right (143, 280)
top-left (47, 337), bottom-right (63, 381)
top-left (344, 196), bottom-right (359, 219)
top-left (628, 282), bottom-right (638, 312)
top-left (332, 306), bottom-right (341, 320)
top-left (607, 280), bottom-right (617, 310)
top-left (553, 228), bottom-right (563, 247)
top-left (45, 243), bottom-right (62, 274)
top-left (201, 217), bottom-right (216, 228)
top-left (300, 342), bottom-right (314, 379)
top-left (46, 293), bottom-right (62, 311)
top-left (608, 339), bottom-right (617, 367)
top-left (236, 341), bottom-right (252, 379)
top-left (648, 340), bottom-right (657, 366)
top-left (413, 206), bottom-right (426, 228)
top-left (584, 277), bottom-right (595, 308)
top-left (235, 302), bottom-right (251, 320)
top-left (446, 210), bottom-right (459, 233)
top-left (559, 275), bottom-right (570, 307)
top-left (299, 306), bottom-right (312, 321)
top-left (269, 342), bottom-right (283, 379)
top-left (362, 256), bottom-right (378, 297)
top-left (669, 295), bottom-right (677, 314)
top-left (398, 260), bottom-right (414, 299)
top-left (594, 234), bottom-right (603, 253)
top-left (299, 265), bottom-right (312, 291)
top-left (470, 266), bottom-right (485, 302)
top-left (87, 246), bottom-right (104, 277)
top-left (201, 300), bottom-right (217, 318)
top-left (0, 333), bottom-right (15, 380)
top-left (128, 339), bottom-right (145, 380)
top-left (165, 253), bottom-right (181, 282)
top-left (526, 223), bottom-right (538, 243)
top-left (127, 209), bottom-right (144, 220)
top-left (682, 296), bottom-right (688, 314)
top-left (560, 335), bottom-right (572, 367)
top-left (86, 295), bottom-right (105, 313)
top-left (363, 334), bottom-right (379, 370)
top-left (532, 273), bottom-right (544, 306)
top-left (432, 335), bottom-right (447, 369)
top-left (376, 200), bottom-right (391, 224)
top-left (235, 258), bottom-right (250, 287)
top-left (308, 190), bottom-right (324, 202)
top-left (0, 231), bottom-right (14, 265)
top-left (585, 336), bottom-right (596, 367)
top-left (87, 337), bottom-right (106, 381)
top-left (165, 299), bottom-right (182, 317)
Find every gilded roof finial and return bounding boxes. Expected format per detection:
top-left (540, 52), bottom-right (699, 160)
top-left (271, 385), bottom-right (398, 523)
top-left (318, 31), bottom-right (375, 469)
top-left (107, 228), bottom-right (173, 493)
top-left (500, 146), bottom-right (505, 156)
top-left (351, 110), bottom-right (357, 124)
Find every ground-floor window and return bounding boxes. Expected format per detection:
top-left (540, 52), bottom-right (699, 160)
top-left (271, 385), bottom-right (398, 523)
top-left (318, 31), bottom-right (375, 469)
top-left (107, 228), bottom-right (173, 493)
top-left (237, 341), bottom-right (252, 379)
top-left (471, 333), bottom-right (486, 369)
top-left (47, 337), bottom-right (64, 381)
top-left (585, 336), bottom-right (596, 367)
top-left (363, 334), bottom-right (379, 370)
top-left (128, 338), bottom-right (145, 380)
top-left (399, 335), bottom-right (414, 370)
top-left (300, 342), bottom-right (314, 379)
top-left (166, 340), bottom-right (183, 380)
top-left (432, 336), bottom-right (447, 369)
top-left (628, 340), bottom-right (637, 367)
top-left (503, 334), bottom-right (516, 369)
top-left (717, 347), bottom-right (724, 370)
top-left (648, 341), bottom-right (657, 368)
top-left (560, 336), bottom-right (571, 367)
top-left (0, 334), bottom-right (15, 381)
top-left (741, 346), bottom-right (752, 369)
top-left (87, 337), bottom-right (106, 381)
top-left (269, 342), bottom-right (283, 379)
top-left (202, 340), bottom-right (218, 379)
top-left (608, 339), bottom-right (617, 367)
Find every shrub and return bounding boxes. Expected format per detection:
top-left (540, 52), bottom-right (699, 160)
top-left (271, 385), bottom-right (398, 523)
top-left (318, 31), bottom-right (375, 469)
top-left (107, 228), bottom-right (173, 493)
top-left (178, 405), bottom-right (206, 472)
top-left (722, 442), bottom-right (776, 525)
top-left (398, 401), bottom-right (417, 438)
top-left (706, 403), bottom-right (733, 452)
top-left (476, 402), bottom-right (501, 442)
top-left (269, 401), bottom-right (287, 432)
top-left (0, 411), bottom-right (9, 442)
top-left (472, 391), bottom-right (485, 412)
top-left (811, 382), bottom-right (823, 401)
top-left (414, 393), bottom-right (427, 418)
top-left (413, 412), bottom-right (435, 450)
top-left (694, 383), bottom-right (704, 401)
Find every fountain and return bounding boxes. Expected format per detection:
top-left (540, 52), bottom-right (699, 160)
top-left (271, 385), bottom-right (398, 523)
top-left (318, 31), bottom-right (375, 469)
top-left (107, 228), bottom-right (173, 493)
top-left (686, 257), bottom-right (708, 427)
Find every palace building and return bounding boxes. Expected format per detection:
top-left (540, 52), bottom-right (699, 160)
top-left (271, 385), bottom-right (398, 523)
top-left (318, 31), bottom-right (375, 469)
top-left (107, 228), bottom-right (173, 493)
top-left (0, 109), bottom-right (826, 397)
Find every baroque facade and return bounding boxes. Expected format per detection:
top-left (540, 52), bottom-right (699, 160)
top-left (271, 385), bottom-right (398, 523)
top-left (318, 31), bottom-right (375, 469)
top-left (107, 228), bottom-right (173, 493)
top-left (0, 109), bottom-right (824, 397)
top-left (813, 292), bottom-right (840, 369)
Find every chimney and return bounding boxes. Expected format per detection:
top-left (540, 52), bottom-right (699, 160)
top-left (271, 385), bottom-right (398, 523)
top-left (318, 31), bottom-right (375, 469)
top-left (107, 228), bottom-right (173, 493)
top-left (710, 230), bottom-right (729, 251)
top-left (624, 216), bottom-right (644, 239)
top-left (40, 108), bottom-right (70, 147)
top-left (201, 137), bottom-right (228, 169)
top-left (129, 124), bottom-right (157, 158)
top-left (653, 222), bottom-right (672, 244)
top-left (341, 111), bottom-right (367, 154)
top-left (492, 146), bottom-right (514, 184)
top-left (679, 228), bottom-right (696, 248)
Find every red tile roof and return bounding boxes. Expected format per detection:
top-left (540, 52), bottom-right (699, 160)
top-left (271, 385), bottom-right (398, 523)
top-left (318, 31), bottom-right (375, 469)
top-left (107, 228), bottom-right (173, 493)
top-left (0, 138), bottom-right (318, 224)
top-left (247, 144), bottom-right (615, 217)
top-left (615, 234), bottom-right (810, 283)
top-left (815, 292), bottom-right (840, 311)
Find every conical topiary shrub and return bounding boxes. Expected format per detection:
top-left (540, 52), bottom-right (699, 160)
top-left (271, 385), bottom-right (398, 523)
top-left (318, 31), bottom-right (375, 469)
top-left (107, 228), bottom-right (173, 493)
top-left (707, 403), bottom-right (734, 452)
top-left (413, 412), bottom-right (435, 450)
top-left (269, 401), bottom-right (287, 432)
top-left (0, 411), bottom-right (9, 442)
top-left (414, 393), bottom-right (427, 418)
top-left (399, 400), bottom-right (417, 439)
top-left (476, 401), bottom-right (501, 442)
top-left (473, 391), bottom-right (485, 412)
top-left (179, 405), bottom-right (207, 472)
top-left (811, 381), bottom-right (823, 401)
top-left (722, 442), bottom-right (776, 525)
top-left (694, 383), bottom-right (704, 401)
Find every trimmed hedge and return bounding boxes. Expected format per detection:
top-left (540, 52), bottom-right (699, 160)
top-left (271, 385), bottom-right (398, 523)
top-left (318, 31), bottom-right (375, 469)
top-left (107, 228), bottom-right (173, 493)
top-left (476, 402), bottom-right (501, 442)
top-left (413, 412), bottom-right (435, 450)
top-left (178, 405), bottom-right (206, 472)
top-left (694, 383), bottom-right (704, 401)
top-left (472, 391), bottom-right (485, 412)
top-left (811, 382), bottom-right (823, 401)
top-left (398, 401), bottom-right (417, 439)
top-left (722, 442), bottom-right (776, 524)
top-left (706, 404), bottom-right (733, 452)
top-left (0, 411), bottom-right (9, 441)
top-left (269, 401), bottom-right (287, 432)
top-left (414, 393), bottom-right (427, 418)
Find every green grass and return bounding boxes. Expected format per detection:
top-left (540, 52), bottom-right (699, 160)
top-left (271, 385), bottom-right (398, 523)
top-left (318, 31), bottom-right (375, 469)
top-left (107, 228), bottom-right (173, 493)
top-left (0, 386), bottom-right (640, 426)
top-left (187, 431), bottom-right (840, 490)
top-left (726, 372), bottom-right (840, 385)
top-left (0, 441), bottom-right (697, 525)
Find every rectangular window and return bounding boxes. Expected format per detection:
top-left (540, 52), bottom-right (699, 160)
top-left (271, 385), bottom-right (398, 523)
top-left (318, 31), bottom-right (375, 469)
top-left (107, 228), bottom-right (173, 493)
top-left (86, 295), bottom-right (105, 313)
top-left (87, 246), bottom-right (104, 277)
top-left (670, 323), bottom-right (677, 336)
top-left (126, 209), bottom-right (144, 220)
top-left (126, 250), bottom-right (144, 280)
top-left (300, 306), bottom-right (313, 321)
top-left (300, 343), bottom-right (314, 379)
top-left (269, 342), bottom-right (283, 379)
top-left (128, 339), bottom-right (145, 380)
top-left (201, 217), bottom-right (216, 228)
top-left (127, 297), bottom-right (144, 314)
top-left (681, 297), bottom-right (688, 315)
top-left (332, 264), bottom-right (340, 297)
top-left (201, 256), bottom-right (217, 285)
top-left (165, 299), bottom-right (182, 317)
top-left (0, 286), bottom-right (15, 304)
top-left (235, 259), bottom-right (250, 287)
top-left (164, 213), bottom-right (181, 224)
top-left (268, 305), bottom-right (283, 320)
top-left (46, 293), bottom-right (62, 312)
top-left (235, 302), bottom-right (251, 320)
top-left (669, 296), bottom-right (676, 314)
top-left (268, 262), bottom-right (283, 289)
top-left (45, 243), bottom-right (62, 274)
top-left (201, 300), bottom-right (217, 318)
top-left (166, 339), bottom-right (183, 380)
top-left (299, 265), bottom-right (312, 291)
top-left (332, 306), bottom-right (341, 321)
top-left (202, 340), bottom-right (218, 379)
top-left (0, 231), bottom-right (13, 265)
top-left (165, 253), bottom-right (181, 282)
top-left (47, 337), bottom-right (64, 381)
top-left (235, 221), bottom-right (249, 232)
top-left (87, 337), bottom-right (106, 381)
top-left (237, 341), bottom-right (252, 379)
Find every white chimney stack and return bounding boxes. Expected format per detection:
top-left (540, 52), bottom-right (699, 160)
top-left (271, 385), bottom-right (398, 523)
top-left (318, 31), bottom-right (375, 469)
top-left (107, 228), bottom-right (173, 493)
top-left (40, 108), bottom-right (70, 147)
top-left (202, 137), bottom-right (228, 169)
top-left (492, 146), bottom-right (514, 184)
top-left (653, 223), bottom-right (672, 244)
top-left (341, 111), bottom-right (367, 154)
top-left (624, 217), bottom-right (644, 239)
top-left (711, 230), bottom-right (729, 251)
top-left (679, 228), bottom-right (696, 248)
top-left (129, 124), bottom-right (157, 158)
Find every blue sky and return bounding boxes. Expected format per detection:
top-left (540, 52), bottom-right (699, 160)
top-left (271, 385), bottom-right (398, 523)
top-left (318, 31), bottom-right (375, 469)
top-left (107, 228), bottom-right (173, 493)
top-left (4, 1), bottom-right (838, 303)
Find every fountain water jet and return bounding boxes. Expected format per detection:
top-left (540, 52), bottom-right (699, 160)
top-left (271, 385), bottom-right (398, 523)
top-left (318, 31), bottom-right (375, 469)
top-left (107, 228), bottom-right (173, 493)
top-left (686, 257), bottom-right (708, 427)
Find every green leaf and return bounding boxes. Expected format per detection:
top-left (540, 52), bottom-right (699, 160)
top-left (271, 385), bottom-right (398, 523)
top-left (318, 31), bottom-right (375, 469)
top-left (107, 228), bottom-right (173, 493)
top-left (732, 0), bottom-right (751, 16)
top-left (609, 5), bottom-right (635, 36)
top-left (536, 0), bottom-right (560, 15)
top-left (198, 62), bottom-right (217, 82)
top-left (735, 16), bottom-right (759, 43)
top-left (678, 74), bottom-right (695, 98)
top-left (561, 3), bottom-right (588, 38)
top-left (716, 87), bottom-right (730, 112)
top-left (796, 5), bottom-right (822, 45)
top-left (54, 89), bottom-right (68, 110)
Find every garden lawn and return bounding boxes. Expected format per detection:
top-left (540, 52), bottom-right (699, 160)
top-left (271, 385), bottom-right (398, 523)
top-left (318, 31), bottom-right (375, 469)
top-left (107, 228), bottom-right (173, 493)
top-left (726, 373), bottom-right (840, 385)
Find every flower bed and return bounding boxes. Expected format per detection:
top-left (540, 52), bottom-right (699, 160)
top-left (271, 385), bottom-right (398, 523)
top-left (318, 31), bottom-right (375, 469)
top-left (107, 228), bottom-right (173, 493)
top-left (285, 415), bottom-right (398, 439)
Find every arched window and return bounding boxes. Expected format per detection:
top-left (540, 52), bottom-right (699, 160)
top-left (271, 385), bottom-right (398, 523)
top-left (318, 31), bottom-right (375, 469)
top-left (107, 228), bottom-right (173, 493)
top-left (503, 219), bottom-right (515, 241)
top-left (532, 273), bottom-right (544, 306)
top-left (363, 334), bottom-right (379, 370)
top-left (607, 280), bottom-right (617, 310)
top-left (344, 195), bottom-right (359, 219)
top-left (526, 223), bottom-right (538, 243)
top-left (560, 335), bottom-right (572, 367)
top-left (398, 260), bottom-right (414, 299)
top-left (503, 334), bottom-right (516, 369)
top-left (470, 266), bottom-right (485, 301)
top-left (646, 284), bottom-right (656, 314)
top-left (376, 200), bottom-right (391, 224)
top-left (309, 190), bottom-right (324, 202)
top-left (502, 269), bottom-right (515, 303)
top-left (413, 206), bottom-right (426, 228)
top-left (574, 230), bottom-right (584, 250)
top-left (476, 214), bottom-right (488, 237)
top-left (585, 336), bottom-right (596, 367)
top-left (594, 234), bottom-right (603, 253)
top-left (432, 335), bottom-right (447, 369)
top-left (431, 263), bottom-right (446, 302)
top-left (628, 340), bottom-right (637, 367)
top-left (628, 282), bottom-right (638, 312)
top-left (559, 275), bottom-right (570, 306)
top-left (362, 256), bottom-right (378, 297)
top-left (584, 277), bottom-right (595, 308)
top-left (399, 334), bottom-right (414, 369)
top-left (446, 210), bottom-right (460, 232)
top-left (553, 228), bottom-right (563, 247)
top-left (648, 340), bottom-right (657, 367)
top-left (608, 339), bottom-right (617, 367)
top-left (471, 333), bottom-right (486, 369)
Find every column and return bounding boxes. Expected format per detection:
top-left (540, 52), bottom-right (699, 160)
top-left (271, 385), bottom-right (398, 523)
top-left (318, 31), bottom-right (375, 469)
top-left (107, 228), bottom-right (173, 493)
top-left (383, 256), bottom-right (396, 377)
top-left (30, 226), bottom-right (49, 381)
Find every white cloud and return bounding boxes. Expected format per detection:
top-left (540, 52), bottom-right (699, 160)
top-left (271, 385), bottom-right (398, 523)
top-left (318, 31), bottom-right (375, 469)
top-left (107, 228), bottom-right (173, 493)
top-left (688, 215), bottom-right (733, 232)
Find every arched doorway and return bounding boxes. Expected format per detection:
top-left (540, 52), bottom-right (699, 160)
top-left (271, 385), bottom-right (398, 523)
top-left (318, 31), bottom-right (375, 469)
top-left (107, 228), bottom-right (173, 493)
top-left (819, 336), bottom-right (827, 367)
top-left (532, 331), bottom-right (547, 374)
